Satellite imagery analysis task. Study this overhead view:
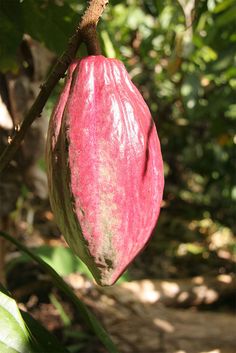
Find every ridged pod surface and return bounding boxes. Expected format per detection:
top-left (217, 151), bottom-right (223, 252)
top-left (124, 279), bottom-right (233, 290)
top-left (46, 55), bottom-right (164, 285)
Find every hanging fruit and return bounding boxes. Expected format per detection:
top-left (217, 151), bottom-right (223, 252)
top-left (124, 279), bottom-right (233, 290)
top-left (46, 55), bottom-right (164, 285)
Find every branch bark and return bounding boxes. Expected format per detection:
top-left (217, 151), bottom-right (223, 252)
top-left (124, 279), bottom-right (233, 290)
top-left (80, 0), bottom-right (109, 55)
top-left (0, 0), bottom-right (109, 174)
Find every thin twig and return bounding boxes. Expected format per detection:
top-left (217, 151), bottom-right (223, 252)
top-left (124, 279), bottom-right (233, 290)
top-left (0, 0), bottom-right (109, 174)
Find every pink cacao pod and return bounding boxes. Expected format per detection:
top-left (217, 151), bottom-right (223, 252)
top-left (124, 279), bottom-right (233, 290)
top-left (46, 55), bottom-right (164, 285)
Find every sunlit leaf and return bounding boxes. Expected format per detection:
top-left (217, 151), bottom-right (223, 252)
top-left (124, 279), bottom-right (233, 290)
top-left (100, 30), bottom-right (116, 58)
top-left (214, 0), bottom-right (236, 13)
top-left (0, 290), bottom-right (33, 353)
top-left (7, 245), bottom-right (93, 278)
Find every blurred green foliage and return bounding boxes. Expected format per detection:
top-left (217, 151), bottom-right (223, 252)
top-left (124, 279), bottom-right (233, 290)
top-left (0, 0), bottom-right (235, 274)
top-left (99, 0), bottom-right (236, 233)
top-left (100, 0), bottom-right (236, 276)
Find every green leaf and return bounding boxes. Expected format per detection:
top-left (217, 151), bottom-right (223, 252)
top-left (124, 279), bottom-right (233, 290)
top-left (0, 283), bottom-right (69, 353)
top-left (21, 0), bottom-right (78, 55)
top-left (199, 46), bottom-right (218, 62)
top-left (0, 290), bottom-right (33, 353)
top-left (214, 0), bottom-right (235, 13)
top-left (126, 7), bottom-right (147, 30)
top-left (0, 231), bottom-right (119, 353)
top-left (100, 30), bottom-right (116, 58)
top-left (7, 245), bottom-right (130, 283)
top-left (0, 0), bottom-right (79, 70)
top-left (215, 5), bottom-right (236, 27)
top-left (225, 104), bottom-right (236, 119)
top-left (7, 245), bottom-right (93, 278)
top-left (0, 0), bottom-right (24, 71)
top-left (21, 311), bottom-right (69, 353)
top-left (49, 294), bottom-right (71, 327)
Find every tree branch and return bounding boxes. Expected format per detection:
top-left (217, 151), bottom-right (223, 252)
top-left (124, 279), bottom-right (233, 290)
top-left (0, 0), bottom-right (109, 174)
